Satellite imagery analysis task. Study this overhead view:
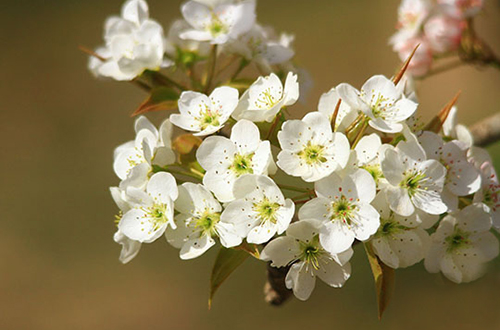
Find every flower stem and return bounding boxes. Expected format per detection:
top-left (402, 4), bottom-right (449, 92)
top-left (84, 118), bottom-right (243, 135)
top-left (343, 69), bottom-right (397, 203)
top-left (231, 58), bottom-right (250, 81)
top-left (344, 113), bottom-right (364, 136)
top-left (204, 45), bottom-right (218, 93)
top-left (277, 184), bottom-right (310, 193)
top-left (351, 119), bottom-right (369, 149)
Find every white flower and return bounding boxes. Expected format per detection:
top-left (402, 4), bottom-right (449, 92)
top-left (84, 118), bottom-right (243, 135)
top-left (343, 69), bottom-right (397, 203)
top-left (381, 136), bottom-right (448, 216)
top-left (196, 119), bottom-right (274, 202)
top-left (165, 183), bottom-right (241, 259)
top-left (299, 169), bottom-right (380, 254)
top-left (473, 162), bottom-right (500, 231)
top-left (370, 192), bottom-right (432, 269)
top-left (89, 0), bottom-right (169, 81)
top-left (180, 0), bottom-right (256, 45)
top-left (351, 133), bottom-right (391, 187)
top-left (221, 175), bottom-right (294, 244)
top-left (261, 219), bottom-right (352, 301)
top-left (232, 72), bottom-right (299, 122)
top-left (224, 24), bottom-right (294, 70)
top-left (113, 116), bottom-right (176, 189)
top-left (424, 14), bottom-right (464, 53)
top-left (337, 75), bottom-right (418, 133)
top-left (395, 0), bottom-right (431, 36)
top-left (277, 112), bottom-right (350, 182)
top-left (442, 106), bottom-right (474, 148)
top-left (118, 172), bottom-right (178, 243)
top-left (110, 187), bottom-right (141, 264)
top-left (170, 86), bottom-right (239, 136)
top-left (438, 0), bottom-right (484, 18)
top-left (418, 131), bottom-right (481, 211)
top-left (164, 19), bottom-right (211, 60)
top-left (317, 87), bottom-right (357, 132)
top-left (425, 203), bottom-right (499, 283)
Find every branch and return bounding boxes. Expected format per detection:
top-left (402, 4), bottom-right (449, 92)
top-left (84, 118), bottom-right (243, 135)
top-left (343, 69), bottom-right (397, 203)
top-left (263, 262), bottom-right (292, 306)
top-left (470, 112), bottom-right (500, 147)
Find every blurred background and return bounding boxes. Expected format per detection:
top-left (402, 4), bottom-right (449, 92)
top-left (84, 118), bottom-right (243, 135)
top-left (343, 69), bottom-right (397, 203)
top-left (1, 0), bottom-right (500, 329)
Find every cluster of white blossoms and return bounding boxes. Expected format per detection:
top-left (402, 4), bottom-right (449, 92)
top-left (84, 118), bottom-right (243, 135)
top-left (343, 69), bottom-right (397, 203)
top-left (90, 0), bottom-right (499, 304)
top-left (390, 0), bottom-right (484, 77)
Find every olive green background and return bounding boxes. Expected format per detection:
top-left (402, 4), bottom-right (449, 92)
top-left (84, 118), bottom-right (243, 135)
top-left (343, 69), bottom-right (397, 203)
top-left (1, 0), bottom-right (500, 329)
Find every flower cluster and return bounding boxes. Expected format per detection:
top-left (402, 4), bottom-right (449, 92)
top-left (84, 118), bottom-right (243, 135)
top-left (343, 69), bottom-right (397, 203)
top-left (390, 0), bottom-right (484, 76)
top-left (89, 0), bottom-right (499, 305)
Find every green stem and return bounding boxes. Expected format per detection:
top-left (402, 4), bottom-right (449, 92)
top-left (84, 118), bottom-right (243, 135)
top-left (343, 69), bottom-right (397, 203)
top-left (149, 71), bottom-right (188, 91)
top-left (231, 58), bottom-right (250, 81)
top-left (277, 184), bottom-right (310, 194)
top-left (351, 119), bottom-right (369, 149)
top-left (168, 167), bottom-right (203, 181)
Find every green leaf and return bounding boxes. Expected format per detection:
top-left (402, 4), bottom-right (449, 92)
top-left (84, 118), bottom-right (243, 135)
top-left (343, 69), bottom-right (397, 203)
top-left (209, 247), bottom-right (249, 309)
top-left (131, 86), bottom-right (179, 117)
top-left (364, 242), bottom-right (395, 320)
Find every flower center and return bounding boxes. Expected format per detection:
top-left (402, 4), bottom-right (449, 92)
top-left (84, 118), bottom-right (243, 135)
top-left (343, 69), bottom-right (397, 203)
top-left (255, 88), bottom-right (279, 109)
top-left (230, 153), bottom-right (254, 176)
top-left (253, 197), bottom-right (281, 224)
top-left (445, 227), bottom-right (471, 253)
top-left (298, 142), bottom-right (327, 165)
top-left (195, 210), bottom-right (220, 236)
top-left (208, 15), bottom-right (228, 37)
top-left (144, 203), bottom-right (169, 232)
top-left (483, 186), bottom-right (500, 212)
top-left (196, 107), bottom-right (220, 130)
top-left (370, 94), bottom-right (391, 120)
top-left (299, 236), bottom-right (326, 270)
top-left (400, 171), bottom-right (427, 197)
top-left (330, 195), bottom-right (357, 226)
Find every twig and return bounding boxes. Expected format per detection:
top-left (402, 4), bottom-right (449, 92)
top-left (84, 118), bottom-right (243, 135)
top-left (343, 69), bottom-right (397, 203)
top-left (264, 263), bottom-right (293, 306)
top-left (204, 45), bottom-right (218, 93)
top-left (470, 112), bottom-right (500, 147)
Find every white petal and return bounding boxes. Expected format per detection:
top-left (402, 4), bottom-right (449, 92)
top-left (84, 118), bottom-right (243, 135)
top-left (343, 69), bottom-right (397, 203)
top-left (180, 235), bottom-right (216, 260)
top-left (147, 172), bottom-right (178, 202)
top-left (316, 260), bottom-right (351, 288)
top-left (283, 72), bottom-right (299, 106)
top-left (230, 119), bottom-right (261, 154)
top-left (319, 221), bottom-right (355, 254)
top-left (260, 236), bottom-right (300, 267)
top-left (286, 263), bottom-right (316, 301)
top-left (113, 230), bottom-right (141, 264)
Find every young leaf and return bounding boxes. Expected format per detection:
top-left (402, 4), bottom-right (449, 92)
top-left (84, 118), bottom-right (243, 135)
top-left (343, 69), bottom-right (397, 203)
top-left (209, 247), bottom-right (249, 309)
top-left (364, 242), bottom-right (395, 320)
top-left (172, 134), bottom-right (203, 166)
top-left (131, 87), bottom-right (179, 117)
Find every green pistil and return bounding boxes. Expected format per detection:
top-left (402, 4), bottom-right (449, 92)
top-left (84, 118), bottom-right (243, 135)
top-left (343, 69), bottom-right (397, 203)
top-left (331, 195), bottom-right (356, 226)
top-left (371, 94), bottom-right (391, 120)
top-left (146, 204), bottom-right (169, 231)
top-left (197, 108), bottom-right (220, 130)
top-left (253, 197), bottom-right (281, 225)
top-left (208, 15), bottom-right (228, 37)
top-left (375, 217), bottom-right (406, 238)
top-left (362, 164), bottom-right (384, 182)
top-left (230, 153), bottom-right (254, 176)
top-left (298, 142), bottom-right (327, 165)
top-left (445, 227), bottom-right (471, 253)
top-left (401, 171), bottom-right (427, 197)
top-left (195, 210), bottom-right (220, 236)
top-left (299, 236), bottom-right (323, 270)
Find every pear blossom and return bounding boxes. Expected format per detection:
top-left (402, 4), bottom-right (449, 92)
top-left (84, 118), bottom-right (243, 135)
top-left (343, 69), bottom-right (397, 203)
top-left (395, 0), bottom-right (432, 36)
top-left (170, 86), bottom-right (239, 136)
top-left (381, 136), bottom-right (448, 216)
top-left (164, 19), bottom-right (211, 63)
top-left (261, 220), bottom-right (352, 301)
top-left (277, 112), bottom-right (350, 182)
top-left (392, 36), bottom-right (433, 77)
top-left (424, 15), bottom-right (464, 53)
top-left (418, 131), bottom-right (481, 210)
top-left (337, 75), bottom-right (418, 133)
top-left (438, 0), bottom-right (484, 18)
top-left (118, 172), bottom-right (178, 243)
top-left (473, 162), bottom-right (500, 231)
top-left (425, 203), bottom-right (499, 283)
top-left (89, 0), bottom-right (169, 81)
top-left (113, 116), bottom-right (176, 189)
top-left (180, 0), bottom-right (256, 45)
top-left (111, 187), bottom-right (141, 264)
top-left (443, 106), bottom-right (474, 148)
top-left (232, 72), bottom-right (299, 122)
top-left (317, 87), bottom-right (357, 132)
top-left (196, 120), bottom-right (274, 202)
top-left (221, 175), bottom-right (294, 244)
top-left (299, 169), bottom-right (380, 254)
top-left (224, 24), bottom-right (294, 70)
top-left (351, 133), bottom-right (391, 187)
top-left (165, 183), bottom-right (241, 259)
top-left (370, 192), bottom-right (433, 269)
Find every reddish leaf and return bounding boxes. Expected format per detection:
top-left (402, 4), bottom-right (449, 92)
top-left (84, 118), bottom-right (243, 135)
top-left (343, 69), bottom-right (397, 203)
top-left (131, 87), bottom-right (179, 117)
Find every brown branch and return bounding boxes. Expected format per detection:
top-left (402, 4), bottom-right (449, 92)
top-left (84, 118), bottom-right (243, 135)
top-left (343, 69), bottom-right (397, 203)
top-left (470, 112), bottom-right (500, 147)
top-left (263, 262), bottom-right (292, 306)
